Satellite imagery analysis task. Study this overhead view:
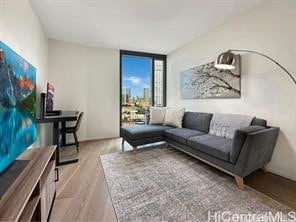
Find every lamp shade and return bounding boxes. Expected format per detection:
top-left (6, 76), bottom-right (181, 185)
top-left (215, 51), bottom-right (236, 70)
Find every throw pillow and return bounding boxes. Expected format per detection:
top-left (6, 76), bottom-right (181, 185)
top-left (149, 107), bottom-right (167, 125)
top-left (164, 107), bottom-right (185, 128)
top-left (209, 113), bottom-right (254, 139)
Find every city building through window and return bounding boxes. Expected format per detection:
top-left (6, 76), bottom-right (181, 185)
top-left (120, 51), bottom-right (166, 126)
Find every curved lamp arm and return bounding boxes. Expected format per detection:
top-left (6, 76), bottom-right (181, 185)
top-left (229, 49), bottom-right (296, 85)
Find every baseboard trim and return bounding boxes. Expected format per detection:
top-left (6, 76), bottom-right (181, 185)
top-left (79, 136), bottom-right (120, 142)
top-left (264, 167), bottom-right (296, 182)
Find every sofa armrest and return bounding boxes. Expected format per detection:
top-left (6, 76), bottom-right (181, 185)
top-left (230, 126), bottom-right (266, 163)
top-left (234, 127), bottom-right (280, 177)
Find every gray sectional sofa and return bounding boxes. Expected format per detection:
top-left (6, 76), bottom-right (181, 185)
top-left (120, 112), bottom-right (279, 189)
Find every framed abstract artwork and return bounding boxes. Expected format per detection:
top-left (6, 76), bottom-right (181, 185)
top-left (180, 55), bottom-right (241, 99)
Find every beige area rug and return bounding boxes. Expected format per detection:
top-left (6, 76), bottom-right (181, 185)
top-left (100, 147), bottom-right (294, 222)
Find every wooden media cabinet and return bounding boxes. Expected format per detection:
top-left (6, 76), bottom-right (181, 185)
top-left (0, 146), bottom-right (57, 221)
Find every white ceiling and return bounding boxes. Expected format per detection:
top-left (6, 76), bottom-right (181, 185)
top-left (30, 0), bottom-right (264, 54)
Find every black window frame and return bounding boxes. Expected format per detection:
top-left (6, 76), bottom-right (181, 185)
top-left (119, 50), bottom-right (167, 127)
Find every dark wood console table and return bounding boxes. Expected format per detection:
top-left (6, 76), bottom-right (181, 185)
top-left (0, 146), bottom-right (57, 221)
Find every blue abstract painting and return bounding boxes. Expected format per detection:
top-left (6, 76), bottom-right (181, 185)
top-left (0, 41), bottom-right (37, 174)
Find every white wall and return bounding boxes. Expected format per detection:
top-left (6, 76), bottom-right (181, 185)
top-left (0, 0), bottom-right (50, 147)
top-left (48, 40), bottom-right (119, 141)
top-left (167, 1), bottom-right (296, 181)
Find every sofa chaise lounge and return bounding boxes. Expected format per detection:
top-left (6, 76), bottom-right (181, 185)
top-left (120, 111), bottom-right (279, 189)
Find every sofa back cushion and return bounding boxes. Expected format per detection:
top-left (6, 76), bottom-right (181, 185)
top-left (183, 112), bottom-right (213, 133)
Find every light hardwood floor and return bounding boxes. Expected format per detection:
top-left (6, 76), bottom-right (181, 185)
top-left (50, 138), bottom-right (296, 221)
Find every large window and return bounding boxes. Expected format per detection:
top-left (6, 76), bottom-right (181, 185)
top-left (120, 50), bottom-right (166, 126)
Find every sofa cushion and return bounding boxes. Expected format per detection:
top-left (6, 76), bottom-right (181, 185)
top-left (121, 125), bottom-right (173, 140)
top-left (164, 128), bottom-right (205, 144)
top-left (187, 134), bottom-right (233, 162)
top-left (182, 112), bottom-right (213, 133)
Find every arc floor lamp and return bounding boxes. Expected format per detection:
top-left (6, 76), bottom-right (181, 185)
top-left (214, 49), bottom-right (296, 85)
